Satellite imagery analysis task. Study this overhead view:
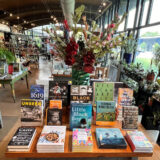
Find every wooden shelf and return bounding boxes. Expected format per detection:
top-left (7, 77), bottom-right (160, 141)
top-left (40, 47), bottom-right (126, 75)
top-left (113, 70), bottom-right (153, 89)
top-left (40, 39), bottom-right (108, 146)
top-left (5, 123), bottom-right (153, 158)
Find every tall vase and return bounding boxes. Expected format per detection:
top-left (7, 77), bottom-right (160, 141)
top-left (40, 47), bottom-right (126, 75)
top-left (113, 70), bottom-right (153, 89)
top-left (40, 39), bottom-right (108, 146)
top-left (72, 68), bottom-right (90, 85)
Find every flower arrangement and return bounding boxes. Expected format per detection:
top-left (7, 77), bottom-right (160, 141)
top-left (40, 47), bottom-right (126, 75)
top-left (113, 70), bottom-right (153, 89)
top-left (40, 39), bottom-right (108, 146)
top-left (45, 5), bottom-right (126, 84)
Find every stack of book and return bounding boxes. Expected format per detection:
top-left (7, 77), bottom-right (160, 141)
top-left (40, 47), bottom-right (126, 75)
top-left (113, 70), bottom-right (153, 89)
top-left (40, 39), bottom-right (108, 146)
top-left (72, 128), bottom-right (93, 152)
top-left (126, 131), bottom-right (153, 153)
top-left (96, 128), bottom-right (127, 149)
top-left (37, 126), bottom-right (66, 153)
top-left (7, 127), bottom-right (36, 152)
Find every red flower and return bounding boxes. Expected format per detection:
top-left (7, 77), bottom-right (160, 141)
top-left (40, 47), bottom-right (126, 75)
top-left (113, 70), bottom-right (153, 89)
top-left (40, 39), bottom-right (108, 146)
top-left (83, 51), bottom-right (95, 64)
top-left (106, 34), bottom-right (112, 41)
top-left (110, 23), bottom-right (115, 28)
top-left (65, 55), bottom-right (75, 66)
top-left (65, 44), bottom-right (72, 53)
top-left (83, 64), bottom-right (94, 73)
top-left (71, 50), bottom-right (77, 55)
top-left (50, 49), bottom-right (55, 55)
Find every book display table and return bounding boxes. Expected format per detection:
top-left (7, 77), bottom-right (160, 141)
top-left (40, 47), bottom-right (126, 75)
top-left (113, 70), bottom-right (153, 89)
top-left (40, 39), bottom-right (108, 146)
top-left (5, 123), bottom-right (153, 159)
top-left (0, 70), bottom-right (29, 102)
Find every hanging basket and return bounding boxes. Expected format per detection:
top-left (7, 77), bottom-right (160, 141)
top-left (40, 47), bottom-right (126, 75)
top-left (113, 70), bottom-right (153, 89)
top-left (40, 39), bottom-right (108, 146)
top-left (72, 68), bottom-right (90, 85)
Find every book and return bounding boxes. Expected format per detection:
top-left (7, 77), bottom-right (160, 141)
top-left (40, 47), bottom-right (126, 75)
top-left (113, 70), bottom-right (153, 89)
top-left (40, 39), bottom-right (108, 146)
top-left (118, 88), bottom-right (133, 106)
top-left (47, 108), bottom-right (62, 125)
top-left (0, 111), bottom-right (3, 128)
top-left (70, 103), bottom-right (92, 130)
top-left (7, 127), bottom-right (36, 151)
top-left (30, 85), bottom-right (45, 100)
top-left (126, 130), bottom-right (153, 152)
top-left (72, 128), bottom-right (93, 152)
top-left (70, 85), bottom-right (93, 103)
top-left (37, 126), bottom-right (66, 153)
top-left (49, 100), bottom-right (62, 109)
top-left (21, 99), bottom-right (43, 126)
top-left (96, 101), bottom-right (116, 125)
top-left (122, 106), bottom-right (138, 129)
top-left (96, 128), bottom-right (127, 149)
top-left (49, 81), bottom-right (68, 106)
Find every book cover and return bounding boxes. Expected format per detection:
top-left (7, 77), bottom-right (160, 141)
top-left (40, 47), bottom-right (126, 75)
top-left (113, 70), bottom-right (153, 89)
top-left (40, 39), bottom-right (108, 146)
top-left (47, 108), bottom-right (62, 125)
top-left (37, 126), bottom-right (66, 145)
top-left (70, 103), bottom-right (92, 130)
top-left (8, 127), bottom-right (36, 148)
top-left (122, 106), bottom-right (138, 129)
top-left (71, 85), bottom-right (93, 103)
top-left (72, 128), bottom-right (93, 152)
top-left (49, 100), bottom-right (62, 109)
top-left (30, 85), bottom-right (45, 100)
top-left (49, 81), bottom-right (68, 106)
top-left (118, 88), bottom-right (133, 106)
top-left (126, 131), bottom-right (153, 152)
top-left (96, 128), bottom-right (127, 149)
top-left (21, 99), bottom-right (43, 126)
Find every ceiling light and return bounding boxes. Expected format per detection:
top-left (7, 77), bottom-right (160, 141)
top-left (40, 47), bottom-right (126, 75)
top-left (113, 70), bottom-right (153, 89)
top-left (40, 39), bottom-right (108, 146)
top-left (10, 13), bottom-right (13, 17)
top-left (54, 17), bottom-right (56, 21)
top-left (103, 2), bottom-right (106, 6)
top-left (17, 16), bottom-right (20, 19)
top-left (24, 20), bottom-right (26, 23)
top-left (99, 9), bottom-right (102, 13)
top-left (51, 16), bottom-right (54, 19)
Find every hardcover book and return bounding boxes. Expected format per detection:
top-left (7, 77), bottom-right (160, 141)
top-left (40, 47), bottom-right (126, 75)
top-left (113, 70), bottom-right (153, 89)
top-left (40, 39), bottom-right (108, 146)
top-left (122, 106), bottom-right (138, 129)
top-left (72, 128), bottom-right (93, 152)
top-left (96, 128), bottom-right (127, 149)
top-left (126, 130), bottom-right (153, 152)
top-left (49, 81), bottom-right (68, 106)
top-left (49, 100), bottom-right (62, 109)
top-left (21, 99), bottom-right (43, 126)
top-left (37, 126), bottom-right (66, 153)
top-left (118, 88), bottom-right (133, 106)
top-left (70, 103), bottom-right (92, 130)
top-left (70, 85), bottom-right (93, 103)
top-left (30, 85), bottom-right (45, 100)
top-left (8, 127), bottom-right (36, 151)
top-left (96, 101), bottom-right (116, 125)
top-left (47, 108), bottom-right (62, 125)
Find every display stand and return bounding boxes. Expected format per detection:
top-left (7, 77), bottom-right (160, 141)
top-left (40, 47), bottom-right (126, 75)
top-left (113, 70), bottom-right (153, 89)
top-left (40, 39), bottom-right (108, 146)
top-left (5, 122), bottom-right (152, 159)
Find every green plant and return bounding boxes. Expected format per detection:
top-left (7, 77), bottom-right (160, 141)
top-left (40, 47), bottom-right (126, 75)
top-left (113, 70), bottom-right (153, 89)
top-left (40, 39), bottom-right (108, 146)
top-left (153, 45), bottom-right (160, 66)
top-left (123, 34), bottom-right (137, 53)
top-left (0, 43), bottom-right (15, 63)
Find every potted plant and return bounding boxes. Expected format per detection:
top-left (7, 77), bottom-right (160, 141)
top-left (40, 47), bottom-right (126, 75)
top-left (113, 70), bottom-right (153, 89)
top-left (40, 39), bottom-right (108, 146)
top-left (123, 34), bottom-right (137, 64)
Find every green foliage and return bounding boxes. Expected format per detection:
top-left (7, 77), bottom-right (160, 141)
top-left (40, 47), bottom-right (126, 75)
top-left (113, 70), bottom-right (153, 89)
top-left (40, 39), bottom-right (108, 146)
top-left (139, 42), bottom-right (147, 52)
top-left (142, 32), bottom-right (160, 37)
top-left (153, 44), bottom-right (160, 65)
top-left (0, 44), bottom-right (15, 63)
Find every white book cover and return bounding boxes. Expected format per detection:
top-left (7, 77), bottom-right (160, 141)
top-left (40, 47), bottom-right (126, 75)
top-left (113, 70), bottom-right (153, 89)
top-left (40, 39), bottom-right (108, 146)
top-left (37, 126), bottom-right (66, 146)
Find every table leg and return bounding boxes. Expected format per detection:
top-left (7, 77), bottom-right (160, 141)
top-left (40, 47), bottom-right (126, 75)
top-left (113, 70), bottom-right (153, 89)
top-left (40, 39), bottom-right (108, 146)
top-left (10, 83), bottom-right (16, 103)
top-left (25, 74), bottom-right (29, 89)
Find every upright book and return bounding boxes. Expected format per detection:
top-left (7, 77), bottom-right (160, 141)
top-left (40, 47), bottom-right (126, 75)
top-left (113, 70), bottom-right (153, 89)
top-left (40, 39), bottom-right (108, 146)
top-left (37, 126), bottom-right (66, 153)
top-left (21, 99), bottom-right (43, 126)
top-left (70, 103), bottom-right (92, 130)
top-left (126, 130), bottom-right (153, 152)
top-left (96, 128), bottom-right (127, 149)
top-left (70, 85), bottom-right (93, 103)
top-left (96, 101), bottom-right (116, 125)
top-left (30, 85), bottom-right (45, 100)
top-left (7, 127), bottom-right (36, 152)
top-left (72, 128), bottom-right (93, 152)
top-left (49, 81), bottom-right (68, 106)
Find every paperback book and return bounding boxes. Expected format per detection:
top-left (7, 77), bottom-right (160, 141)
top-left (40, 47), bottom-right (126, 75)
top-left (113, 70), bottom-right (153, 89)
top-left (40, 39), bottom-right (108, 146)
top-left (37, 126), bottom-right (66, 153)
top-left (96, 128), bottom-right (127, 149)
top-left (72, 128), bottom-right (93, 152)
top-left (49, 100), bottom-right (62, 109)
top-left (70, 103), bottom-right (92, 130)
top-left (7, 127), bottom-right (36, 152)
top-left (47, 108), bottom-right (62, 125)
top-left (49, 81), bottom-right (68, 106)
top-left (126, 130), bottom-right (153, 152)
top-left (70, 85), bottom-right (93, 103)
top-left (21, 99), bottom-right (43, 126)
top-left (30, 85), bottom-right (45, 100)
top-left (122, 106), bottom-right (138, 129)
top-left (96, 101), bottom-right (116, 125)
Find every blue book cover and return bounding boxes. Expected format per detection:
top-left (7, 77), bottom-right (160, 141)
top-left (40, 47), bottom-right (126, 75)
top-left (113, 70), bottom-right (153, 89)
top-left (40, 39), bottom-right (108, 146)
top-left (70, 103), bottom-right (92, 130)
top-left (30, 85), bottom-right (44, 100)
top-left (96, 128), bottom-right (127, 149)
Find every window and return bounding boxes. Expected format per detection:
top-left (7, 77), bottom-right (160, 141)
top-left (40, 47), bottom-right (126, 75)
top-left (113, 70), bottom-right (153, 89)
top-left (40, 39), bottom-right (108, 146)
top-left (135, 25), bottom-right (160, 72)
top-left (141, 0), bottom-right (149, 26)
top-left (150, 0), bottom-right (160, 23)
